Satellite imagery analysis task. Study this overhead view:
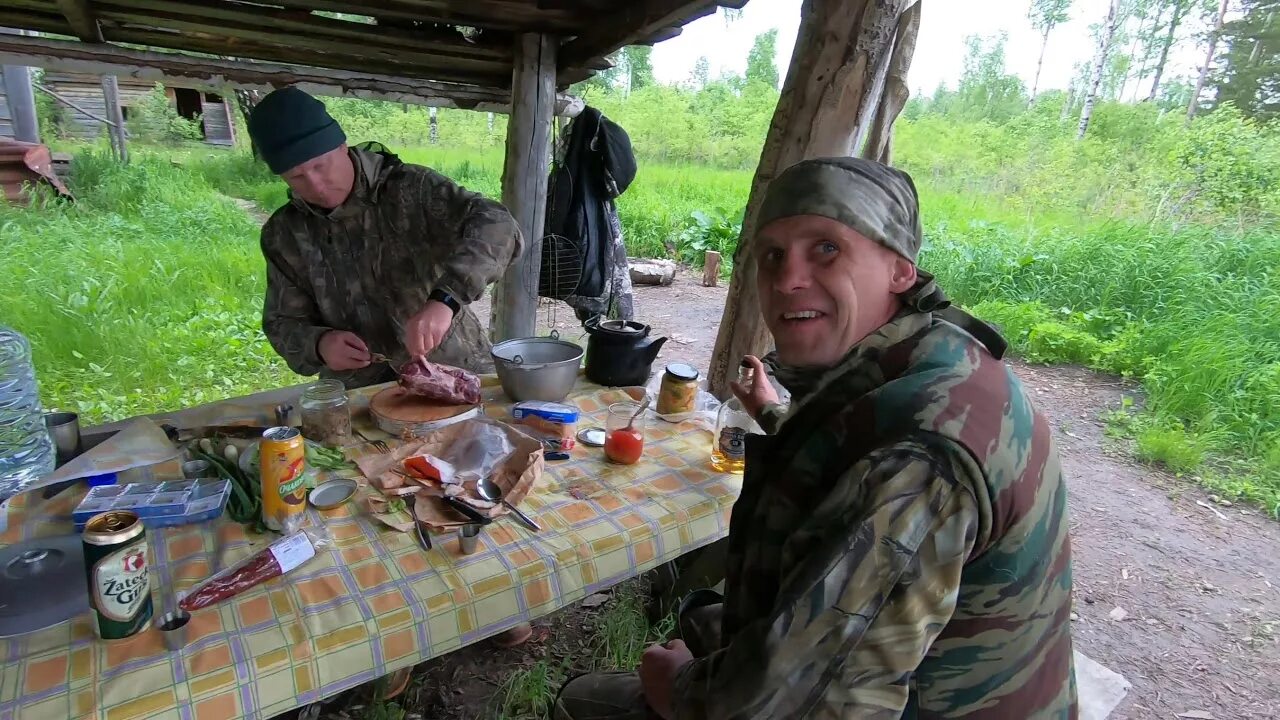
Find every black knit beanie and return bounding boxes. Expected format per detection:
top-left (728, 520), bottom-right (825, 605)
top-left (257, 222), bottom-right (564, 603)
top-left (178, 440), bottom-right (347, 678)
top-left (248, 87), bottom-right (347, 174)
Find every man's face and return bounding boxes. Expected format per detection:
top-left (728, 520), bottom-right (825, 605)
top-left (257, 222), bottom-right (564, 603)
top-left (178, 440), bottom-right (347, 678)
top-left (755, 215), bottom-right (917, 368)
top-left (280, 145), bottom-right (355, 209)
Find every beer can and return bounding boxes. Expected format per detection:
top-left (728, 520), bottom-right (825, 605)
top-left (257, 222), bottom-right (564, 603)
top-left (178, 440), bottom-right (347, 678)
top-left (261, 426), bottom-right (307, 532)
top-left (83, 510), bottom-right (152, 640)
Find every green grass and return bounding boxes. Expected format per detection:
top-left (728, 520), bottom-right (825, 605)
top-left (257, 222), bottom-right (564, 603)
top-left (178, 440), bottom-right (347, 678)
top-left (494, 659), bottom-right (568, 720)
top-left (1, 149), bottom-right (299, 423)
top-left (923, 218), bottom-right (1280, 514)
top-left (491, 585), bottom-right (673, 720)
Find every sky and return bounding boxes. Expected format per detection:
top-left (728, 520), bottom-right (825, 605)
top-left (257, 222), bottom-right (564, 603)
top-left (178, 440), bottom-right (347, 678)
top-left (650, 0), bottom-right (1208, 98)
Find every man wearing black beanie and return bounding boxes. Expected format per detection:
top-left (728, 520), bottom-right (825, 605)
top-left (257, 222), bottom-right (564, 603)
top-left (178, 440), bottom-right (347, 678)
top-left (248, 87), bottom-right (522, 386)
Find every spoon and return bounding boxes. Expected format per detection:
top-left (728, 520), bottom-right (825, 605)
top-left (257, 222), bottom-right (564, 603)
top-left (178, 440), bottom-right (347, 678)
top-left (476, 478), bottom-right (541, 532)
top-left (625, 395), bottom-right (652, 431)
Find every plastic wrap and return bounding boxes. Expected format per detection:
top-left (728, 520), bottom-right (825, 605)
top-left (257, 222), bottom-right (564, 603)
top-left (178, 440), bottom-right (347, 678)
top-left (434, 420), bottom-right (515, 483)
top-left (178, 526), bottom-right (331, 611)
top-left (644, 375), bottom-right (720, 431)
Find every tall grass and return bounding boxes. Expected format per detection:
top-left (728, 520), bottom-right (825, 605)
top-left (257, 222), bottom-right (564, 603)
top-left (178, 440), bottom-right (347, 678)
top-left (1, 150), bottom-right (297, 422)
top-left (923, 216), bottom-right (1280, 512)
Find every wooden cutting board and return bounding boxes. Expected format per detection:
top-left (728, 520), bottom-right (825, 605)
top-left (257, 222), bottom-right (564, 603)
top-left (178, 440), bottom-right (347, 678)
top-left (369, 387), bottom-right (480, 437)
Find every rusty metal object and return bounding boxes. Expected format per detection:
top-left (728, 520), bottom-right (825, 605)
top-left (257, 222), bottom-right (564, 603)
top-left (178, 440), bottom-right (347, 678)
top-left (0, 139), bottom-right (73, 205)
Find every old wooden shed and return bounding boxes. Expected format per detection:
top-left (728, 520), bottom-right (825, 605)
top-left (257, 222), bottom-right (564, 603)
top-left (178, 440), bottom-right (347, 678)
top-left (39, 71), bottom-right (235, 144)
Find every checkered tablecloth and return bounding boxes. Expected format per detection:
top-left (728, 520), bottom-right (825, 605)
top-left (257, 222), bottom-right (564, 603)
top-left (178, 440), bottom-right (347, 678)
top-left (0, 377), bottom-right (740, 719)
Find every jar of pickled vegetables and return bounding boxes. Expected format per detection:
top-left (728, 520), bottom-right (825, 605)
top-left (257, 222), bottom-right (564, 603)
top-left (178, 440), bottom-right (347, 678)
top-left (657, 363), bottom-right (700, 415)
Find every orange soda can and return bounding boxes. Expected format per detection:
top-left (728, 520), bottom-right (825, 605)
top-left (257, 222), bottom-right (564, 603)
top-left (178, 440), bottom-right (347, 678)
top-left (261, 426), bottom-right (307, 531)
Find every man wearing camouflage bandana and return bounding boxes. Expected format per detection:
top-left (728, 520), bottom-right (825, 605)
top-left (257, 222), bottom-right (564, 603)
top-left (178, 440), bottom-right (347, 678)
top-left (249, 87), bottom-right (521, 387)
top-left (554, 157), bottom-right (1078, 719)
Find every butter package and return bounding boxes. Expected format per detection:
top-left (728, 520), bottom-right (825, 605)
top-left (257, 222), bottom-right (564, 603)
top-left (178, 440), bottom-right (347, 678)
top-left (511, 401), bottom-right (580, 450)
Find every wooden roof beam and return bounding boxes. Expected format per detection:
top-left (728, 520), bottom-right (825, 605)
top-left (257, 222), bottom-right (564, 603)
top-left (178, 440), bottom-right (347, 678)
top-left (557, 0), bottom-right (741, 78)
top-left (55, 0), bottom-right (103, 42)
top-left (0, 31), bottom-right (584, 116)
top-left (91, 8), bottom-right (512, 75)
top-left (92, 22), bottom-right (511, 87)
top-left (96, 0), bottom-right (512, 61)
top-left (0, 8), bottom-right (74, 37)
top-left (268, 0), bottom-right (584, 33)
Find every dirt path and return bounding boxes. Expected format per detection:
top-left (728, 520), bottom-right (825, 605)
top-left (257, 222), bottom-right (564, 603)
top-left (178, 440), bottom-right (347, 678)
top-left (327, 269), bottom-right (1280, 719)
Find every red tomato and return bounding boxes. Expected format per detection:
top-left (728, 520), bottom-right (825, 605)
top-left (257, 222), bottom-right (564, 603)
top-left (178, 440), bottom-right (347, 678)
top-left (605, 428), bottom-right (645, 465)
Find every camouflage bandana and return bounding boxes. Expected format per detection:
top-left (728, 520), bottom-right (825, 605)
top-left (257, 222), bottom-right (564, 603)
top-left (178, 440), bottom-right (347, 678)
top-left (756, 156), bottom-right (922, 262)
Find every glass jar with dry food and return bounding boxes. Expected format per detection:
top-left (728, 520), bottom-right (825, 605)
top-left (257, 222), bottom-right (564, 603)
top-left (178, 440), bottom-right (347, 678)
top-left (300, 379), bottom-right (350, 448)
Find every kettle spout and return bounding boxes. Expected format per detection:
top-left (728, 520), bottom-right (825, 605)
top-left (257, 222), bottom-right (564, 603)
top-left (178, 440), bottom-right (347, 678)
top-left (638, 335), bottom-right (668, 363)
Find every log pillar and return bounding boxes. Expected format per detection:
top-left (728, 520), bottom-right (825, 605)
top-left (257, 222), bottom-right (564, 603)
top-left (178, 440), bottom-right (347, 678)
top-left (492, 33), bottom-right (556, 342)
top-left (100, 75), bottom-right (127, 162)
top-left (707, 0), bottom-right (915, 398)
top-left (0, 28), bottom-right (39, 143)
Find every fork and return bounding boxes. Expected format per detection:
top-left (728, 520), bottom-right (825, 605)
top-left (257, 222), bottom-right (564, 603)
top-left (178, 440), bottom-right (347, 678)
top-left (404, 491), bottom-right (432, 551)
top-left (353, 428), bottom-right (391, 454)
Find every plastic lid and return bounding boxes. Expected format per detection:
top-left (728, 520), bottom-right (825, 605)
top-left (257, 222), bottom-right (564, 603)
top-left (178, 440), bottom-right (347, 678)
top-left (664, 363), bottom-right (699, 382)
top-left (0, 536), bottom-right (89, 638)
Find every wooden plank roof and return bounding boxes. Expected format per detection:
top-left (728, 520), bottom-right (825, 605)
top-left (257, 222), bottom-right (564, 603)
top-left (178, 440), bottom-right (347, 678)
top-left (0, 1), bottom-right (746, 92)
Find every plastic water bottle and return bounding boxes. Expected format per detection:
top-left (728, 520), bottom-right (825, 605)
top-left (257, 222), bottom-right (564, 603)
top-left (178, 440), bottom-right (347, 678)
top-left (0, 326), bottom-right (55, 499)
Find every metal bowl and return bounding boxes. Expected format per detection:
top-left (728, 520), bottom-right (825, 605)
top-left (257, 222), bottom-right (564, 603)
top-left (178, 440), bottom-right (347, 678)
top-left (491, 336), bottom-right (584, 402)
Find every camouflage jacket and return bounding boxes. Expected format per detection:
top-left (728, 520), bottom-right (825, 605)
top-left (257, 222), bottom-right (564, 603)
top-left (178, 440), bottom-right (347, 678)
top-left (260, 145), bottom-right (522, 387)
top-left (672, 310), bottom-right (1077, 719)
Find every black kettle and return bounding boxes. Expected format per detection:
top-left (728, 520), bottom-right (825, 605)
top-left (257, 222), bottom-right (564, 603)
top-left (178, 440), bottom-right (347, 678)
top-left (583, 315), bottom-right (668, 387)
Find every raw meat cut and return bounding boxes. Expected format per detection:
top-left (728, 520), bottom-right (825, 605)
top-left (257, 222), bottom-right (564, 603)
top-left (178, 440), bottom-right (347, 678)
top-left (398, 359), bottom-right (481, 405)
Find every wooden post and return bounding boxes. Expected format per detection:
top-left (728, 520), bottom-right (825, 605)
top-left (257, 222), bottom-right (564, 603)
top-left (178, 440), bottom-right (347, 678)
top-left (0, 28), bottom-right (39, 144)
top-left (100, 75), bottom-right (127, 162)
top-left (222, 93), bottom-right (236, 145)
top-left (492, 33), bottom-right (555, 342)
top-left (1, 64), bottom-right (39, 143)
top-left (707, 0), bottom-right (911, 399)
top-left (702, 251), bottom-right (721, 287)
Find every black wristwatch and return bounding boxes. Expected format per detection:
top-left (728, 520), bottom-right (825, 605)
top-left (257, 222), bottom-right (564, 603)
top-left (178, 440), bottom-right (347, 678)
top-left (429, 289), bottom-right (461, 317)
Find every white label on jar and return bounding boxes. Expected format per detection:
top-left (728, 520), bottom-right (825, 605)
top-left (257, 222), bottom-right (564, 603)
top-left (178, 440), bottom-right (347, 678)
top-left (269, 532), bottom-right (316, 574)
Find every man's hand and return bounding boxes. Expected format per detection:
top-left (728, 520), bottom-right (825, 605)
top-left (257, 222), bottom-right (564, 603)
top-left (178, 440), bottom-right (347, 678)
top-left (730, 355), bottom-right (780, 420)
top-left (639, 639), bottom-right (695, 720)
top-left (317, 330), bottom-right (371, 371)
top-left (405, 300), bottom-right (454, 360)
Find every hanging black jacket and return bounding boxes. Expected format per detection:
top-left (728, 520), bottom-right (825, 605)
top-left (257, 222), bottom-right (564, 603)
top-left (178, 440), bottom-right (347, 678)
top-left (541, 106), bottom-right (636, 299)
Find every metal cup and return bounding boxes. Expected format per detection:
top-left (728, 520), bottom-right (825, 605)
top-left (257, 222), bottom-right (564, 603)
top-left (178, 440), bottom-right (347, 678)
top-left (44, 412), bottom-right (81, 465)
top-left (182, 460), bottom-right (212, 479)
top-left (458, 524), bottom-right (482, 555)
top-left (156, 610), bottom-right (191, 651)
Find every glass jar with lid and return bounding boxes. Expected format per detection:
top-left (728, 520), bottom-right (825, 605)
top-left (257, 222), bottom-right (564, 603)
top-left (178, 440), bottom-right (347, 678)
top-left (657, 363), bottom-right (700, 416)
top-left (300, 379), bottom-right (351, 448)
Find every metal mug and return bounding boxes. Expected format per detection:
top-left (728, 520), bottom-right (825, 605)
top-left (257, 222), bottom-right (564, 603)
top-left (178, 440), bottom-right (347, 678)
top-left (156, 610), bottom-right (191, 651)
top-left (43, 412), bottom-right (81, 465)
top-left (182, 460), bottom-right (212, 479)
top-left (458, 524), bottom-right (482, 555)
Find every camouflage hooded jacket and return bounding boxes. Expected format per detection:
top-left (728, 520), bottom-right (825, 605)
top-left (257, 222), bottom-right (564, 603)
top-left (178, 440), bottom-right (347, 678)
top-left (672, 310), bottom-right (1077, 719)
top-left (260, 144), bottom-right (521, 387)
